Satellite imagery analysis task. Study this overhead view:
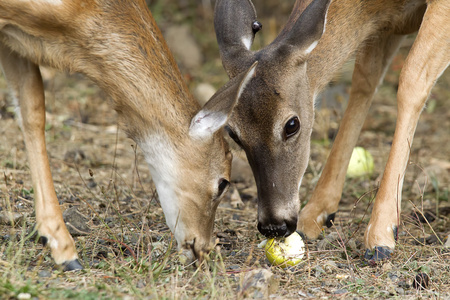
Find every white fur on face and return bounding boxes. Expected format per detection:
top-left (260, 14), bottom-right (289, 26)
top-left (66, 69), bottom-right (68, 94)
top-left (140, 134), bottom-right (186, 248)
top-left (241, 36), bottom-right (252, 50)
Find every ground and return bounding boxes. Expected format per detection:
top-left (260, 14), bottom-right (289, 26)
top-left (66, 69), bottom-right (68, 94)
top-left (0, 1), bottom-right (449, 299)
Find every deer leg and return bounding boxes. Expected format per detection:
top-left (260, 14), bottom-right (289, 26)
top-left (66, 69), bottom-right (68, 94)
top-left (0, 45), bottom-right (82, 270)
top-left (297, 34), bottom-right (405, 239)
top-left (364, 1), bottom-right (450, 261)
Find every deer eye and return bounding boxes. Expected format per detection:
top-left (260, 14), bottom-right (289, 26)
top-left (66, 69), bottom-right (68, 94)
top-left (217, 179), bottom-right (230, 198)
top-left (284, 117), bottom-right (300, 140)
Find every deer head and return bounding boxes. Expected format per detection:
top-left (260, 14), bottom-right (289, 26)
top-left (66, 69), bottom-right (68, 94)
top-left (214, 0), bottom-right (331, 238)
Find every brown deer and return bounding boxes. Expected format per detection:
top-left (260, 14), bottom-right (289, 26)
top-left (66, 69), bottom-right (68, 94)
top-left (214, 0), bottom-right (449, 260)
top-left (0, 0), bottom-right (257, 270)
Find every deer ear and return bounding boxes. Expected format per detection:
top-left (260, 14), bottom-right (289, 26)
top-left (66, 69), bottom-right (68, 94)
top-left (214, 0), bottom-right (259, 77)
top-left (283, 0), bottom-right (332, 54)
top-left (189, 62), bottom-right (258, 140)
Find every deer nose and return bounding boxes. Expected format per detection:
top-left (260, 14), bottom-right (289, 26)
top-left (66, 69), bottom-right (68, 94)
top-left (257, 218), bottom-right (297, 238)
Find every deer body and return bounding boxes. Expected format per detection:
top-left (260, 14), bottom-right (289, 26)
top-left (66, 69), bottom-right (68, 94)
top-left (0, 0), bottom-right (256, 269)
top-left (215, 0), bottom-right (449, 259)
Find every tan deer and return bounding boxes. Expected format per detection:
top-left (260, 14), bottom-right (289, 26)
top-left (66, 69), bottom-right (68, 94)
top-left (214, 0), bottom-right (449, 260)
top-left (0, 0), bottom-right (257, 270)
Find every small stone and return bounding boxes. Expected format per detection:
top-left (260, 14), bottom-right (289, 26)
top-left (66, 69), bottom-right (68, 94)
top-left (334, 289), bottom-right (348, 295)
top-left (388, 272), bottom-right (399, 281)
top-left (230, 188), bottom-right (244, 209)
top-left (17, 293), bottom-right (31, 300)
top-left (238, 269), bottom-right (279, 299)
top-left (298, 290), bottom-right (307, 297)
top-left (317, 232), bottom-right (340, 251)
top-left (382, 261), bottom-right (393, 272)
top-left (38, 270), bottom-right (52, 278)
top-left (395, 287), bottom-right (405, 295)
top-left (314, 265), bottom-right (325, 278)
top-left (63, 207), bottom-right (90, 236)
top-left (0, 211), bottom-right (24, 225)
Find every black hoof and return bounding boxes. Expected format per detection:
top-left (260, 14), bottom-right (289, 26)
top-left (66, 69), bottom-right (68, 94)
top-left (62, 259), bottom-right (83, 271)
top-left (413, 273), bottom-right (429, 290)
top-left (364, 246), bottom-right (393, 262)
top-left (325, 212), bottom-right (336, 228)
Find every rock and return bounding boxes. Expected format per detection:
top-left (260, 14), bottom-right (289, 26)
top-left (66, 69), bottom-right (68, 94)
top-left (63, 149), bottom-right (87, 164)
top-left (382, 262), bottom-right (393, 272)
top-left (238, 269), bottom-right (279, 299)
top-left (63, 207), bottom-right (90, 236)
top-left (314, 265), bottom-right (325, 278)
top-left (164, 25), bottom-right (202, 71)
top-left (0, 211), bottom-right (24, 225)
top-left (194, 83), bottom-right (216, 106)
top-left (38, 270), bottom-right (52, 278)
top-left (333, 289), bottom-right (348, 295)
top-left (317, 232), bottom-right (340, 251)
top-left (17, 293), bottom-right (31, 300)
top-left (230, 188), bottom-right (244, 209)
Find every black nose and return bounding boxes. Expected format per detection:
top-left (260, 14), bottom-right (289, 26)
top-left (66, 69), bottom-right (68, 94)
top-left (257, 219), bottom-right (297, 238)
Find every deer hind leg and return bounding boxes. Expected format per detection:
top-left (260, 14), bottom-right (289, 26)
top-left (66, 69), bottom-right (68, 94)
top-left (0, 44), bottom-right (82, 270)
top-left (364, 1), bottom-right (450, 261)
top-left (297, 34), bottom-right (405, 239)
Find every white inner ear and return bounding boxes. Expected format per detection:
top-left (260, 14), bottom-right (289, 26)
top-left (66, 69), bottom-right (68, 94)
top-left (189, 110), bottom-right (227, 140)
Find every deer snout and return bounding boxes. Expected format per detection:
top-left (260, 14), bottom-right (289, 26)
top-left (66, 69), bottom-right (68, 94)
top-left (257, 216), bottom-right (297, 238)
top-left (180, 236), bottom-right (213, 264)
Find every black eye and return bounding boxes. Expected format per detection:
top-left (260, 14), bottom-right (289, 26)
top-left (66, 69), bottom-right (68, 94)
top-left (217, 179), bottom-right (230, 198)
top-left (225, 126), bottom-right (241, 146)
top-left (284, 117), bottom-right (300, 140)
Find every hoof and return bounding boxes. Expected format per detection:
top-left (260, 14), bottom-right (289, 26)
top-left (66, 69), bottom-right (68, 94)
top-left (364, 246), bottom-right (393, 262)
top-left (325, 213), bottom-right (336, 228)
top-left (62, 259), bottom-right (83, 271)
top-left (413, 273), bottom-right (429, 290)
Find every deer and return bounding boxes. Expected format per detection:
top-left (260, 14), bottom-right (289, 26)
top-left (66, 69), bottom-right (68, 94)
top-left (214, 0), bottom-right (449, 260)
top-left (0, 0), bottom-right (257, 270)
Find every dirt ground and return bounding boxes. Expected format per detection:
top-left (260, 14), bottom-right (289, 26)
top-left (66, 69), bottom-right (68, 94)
top-left (0, 1), bottom-right (449, 299)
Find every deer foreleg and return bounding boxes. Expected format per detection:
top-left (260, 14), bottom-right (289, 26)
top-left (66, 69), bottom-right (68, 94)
top-left (297, 34), bottom-right (404, 239)
top-left (0, 45), bottom-right (82, 270)
top-left (364, 0), bottom-right (450, 260)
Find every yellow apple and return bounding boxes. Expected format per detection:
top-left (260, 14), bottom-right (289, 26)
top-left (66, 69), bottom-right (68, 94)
top-left (347, 147), bottom-right (374, 178)
top-left (264, 232), bottom-right (305, 268)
